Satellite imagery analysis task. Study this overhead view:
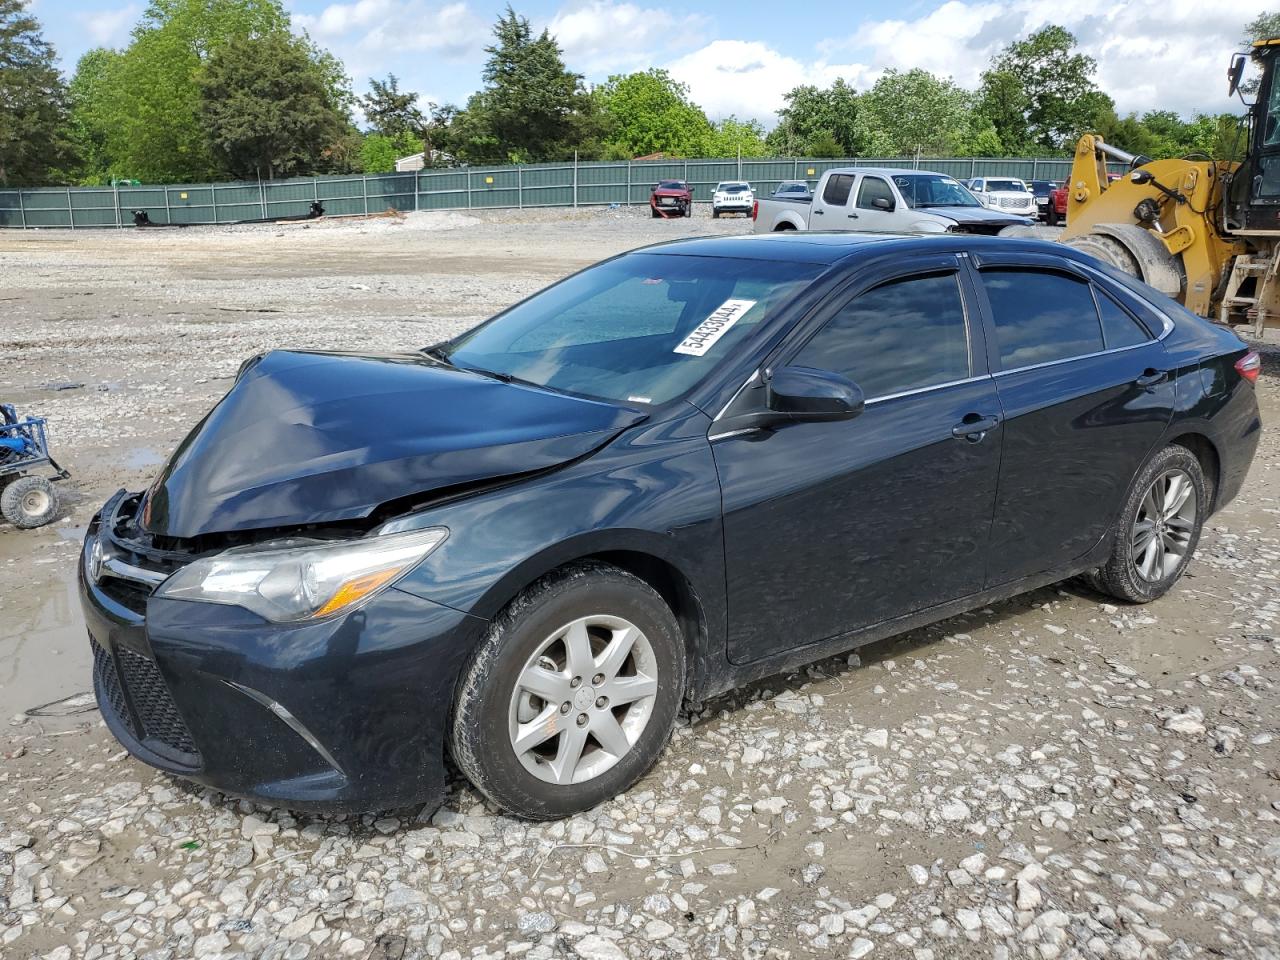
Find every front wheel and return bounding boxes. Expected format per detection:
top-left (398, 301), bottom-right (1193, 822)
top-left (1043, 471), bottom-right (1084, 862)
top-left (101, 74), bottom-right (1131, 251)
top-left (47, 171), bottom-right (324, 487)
top-left (1, 475), bottom-right (58, 528)
top-left (1089, 445), bottom-right (1206, 603)
top-left (451, 562), bottom-right (685, 819)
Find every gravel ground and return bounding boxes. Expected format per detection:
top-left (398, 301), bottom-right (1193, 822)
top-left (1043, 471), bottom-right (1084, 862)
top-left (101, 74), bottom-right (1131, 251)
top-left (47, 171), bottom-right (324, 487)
top-left (0, 207), bottom-right (1278, 960)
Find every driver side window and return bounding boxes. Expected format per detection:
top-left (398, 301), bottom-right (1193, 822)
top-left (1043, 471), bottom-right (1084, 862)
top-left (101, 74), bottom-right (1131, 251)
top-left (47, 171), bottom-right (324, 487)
top-left (856, 177), bottom-right (895, 210)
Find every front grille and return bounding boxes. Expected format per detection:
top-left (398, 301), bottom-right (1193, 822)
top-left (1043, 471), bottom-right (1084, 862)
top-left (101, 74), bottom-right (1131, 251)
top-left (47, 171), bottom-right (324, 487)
top-left (98, 576), bottom-right (151, 616)
top-left (115, 646), bottom-right (198, 756)
top-left (92, 638), bottom-right (137, 738)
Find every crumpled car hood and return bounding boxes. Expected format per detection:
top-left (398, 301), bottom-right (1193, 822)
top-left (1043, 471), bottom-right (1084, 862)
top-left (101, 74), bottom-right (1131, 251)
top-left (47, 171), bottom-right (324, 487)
top-left (927, 205), bottom-right (1032, 225)
top-left (139, 350), bottom-right (644, 540)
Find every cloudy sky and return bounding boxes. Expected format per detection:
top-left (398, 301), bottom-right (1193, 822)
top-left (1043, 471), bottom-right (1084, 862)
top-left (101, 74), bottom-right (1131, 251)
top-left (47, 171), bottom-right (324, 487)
top-left (38, 0), bottom-right (1274, 127)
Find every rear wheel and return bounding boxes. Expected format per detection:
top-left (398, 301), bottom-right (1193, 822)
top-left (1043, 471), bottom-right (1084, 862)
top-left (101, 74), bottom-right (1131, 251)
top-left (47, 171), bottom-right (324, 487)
top-left (451, 562), bottom-right (685, 819)
top-left (1090, 445), bottom-right (1205, 603)
top-left (1046, 206), bottom-right (1061, 226)
top-left (1, 475), bottom-right (58, 528)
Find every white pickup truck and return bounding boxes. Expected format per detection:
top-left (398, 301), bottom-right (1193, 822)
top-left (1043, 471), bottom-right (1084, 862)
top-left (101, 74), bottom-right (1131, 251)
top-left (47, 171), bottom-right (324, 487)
top-left (752, 167), bottom-right (1034, 236)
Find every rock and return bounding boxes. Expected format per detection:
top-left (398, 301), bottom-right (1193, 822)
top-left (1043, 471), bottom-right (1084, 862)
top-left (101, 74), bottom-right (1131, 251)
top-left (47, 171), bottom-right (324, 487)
top-left (1016, 879), bottom-right (1042, 911)
top-left (573, 934), bottom-right (627, 960)
top-left (940, 800), bottom-right (970, 822)
top-left (1163, 707), bottom-right (1206, 736)
top-left (863, 729), bottom-right (890, 749)
top-left (742, 746), bottom-right (765, 765)
top-left (754, 797), bottom-right (787, 815)
top-left (956, 909), bottom-right (981, 931)
top-left (518, 912), bottom-right (556, 934)
top-left (908, 864), bottom-right (929, 885)
top-left (849, 938), bottom-right (875, 959)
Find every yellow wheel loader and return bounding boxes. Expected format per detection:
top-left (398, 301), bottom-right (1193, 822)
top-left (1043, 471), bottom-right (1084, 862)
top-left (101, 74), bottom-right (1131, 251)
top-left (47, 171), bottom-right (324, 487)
top-left (1057, 39), bottom-right (1280, 337)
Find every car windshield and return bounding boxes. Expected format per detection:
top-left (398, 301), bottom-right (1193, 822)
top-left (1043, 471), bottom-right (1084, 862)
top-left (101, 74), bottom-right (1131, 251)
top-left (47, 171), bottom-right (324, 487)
top-left (1030, 181), bottom-right (1056, 196)
top-left (719, 183), bottom-right (748, 191)
top-left (985, 179), bottom-right (1028, 192)
top-left (892, 174), bottom-right (981, 208)
top-left (436, 254), bottom-right (824, 405)
top-left (657, 181), bottom-right (685, 190)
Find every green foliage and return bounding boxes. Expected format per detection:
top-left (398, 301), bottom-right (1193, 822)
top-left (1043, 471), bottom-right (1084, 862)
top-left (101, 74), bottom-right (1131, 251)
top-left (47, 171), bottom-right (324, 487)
top-left (855, 69), bottom-right (991, 156)
top-left (360, 130), bottom-right (423, 173)
top-left (1246, 12), bottom-right (1280, 42)
top-left (707, 118), bottom-right (769, 158)
top-left (1093, 108), bottom-right (1247, 161)
top-left (979, 25), bottom-right (1113, 150)
top-left (362, 75), bottom-right (426, 137)
top-left (0, 0), bottom-right (74, 186)
top-left (767, 80), bottom-right (859, 156)
top-left (67, 48), bottom-right (123, 184)
top-left (594, 69), bottom-right (713, 157)
top-left (448, 6), bottom-right (596, 163)
top-left (197, 29), bottom-right (351, 179)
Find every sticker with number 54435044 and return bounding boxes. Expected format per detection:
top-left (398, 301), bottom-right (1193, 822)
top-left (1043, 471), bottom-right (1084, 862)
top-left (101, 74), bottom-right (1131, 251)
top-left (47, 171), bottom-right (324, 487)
top-left (673, 299), bottom-right (757, 356)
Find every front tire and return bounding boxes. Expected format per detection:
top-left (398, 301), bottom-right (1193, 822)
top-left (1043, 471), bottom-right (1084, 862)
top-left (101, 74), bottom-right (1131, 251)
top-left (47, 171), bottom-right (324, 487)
top-left (450, 562), bottom-right (685, 819)
top-left (1, 475), bottom-right (58, 528)
top-left (1090, 445), bottom-right (1206, 603)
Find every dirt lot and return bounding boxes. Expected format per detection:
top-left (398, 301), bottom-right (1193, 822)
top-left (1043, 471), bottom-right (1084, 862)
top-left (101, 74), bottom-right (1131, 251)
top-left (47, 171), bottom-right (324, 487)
top-left (0, 208), bottom-right (1277, 960)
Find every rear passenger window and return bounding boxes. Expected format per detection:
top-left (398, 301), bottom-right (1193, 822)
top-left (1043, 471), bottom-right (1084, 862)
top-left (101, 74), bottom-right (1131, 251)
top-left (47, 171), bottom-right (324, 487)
top-left (1095, 287), bottom-right (1151, 348)
top-left (982, 269), bottom-right (1104, 368)
top-left (793, 272), bottom-right (969, 398)
top-left (822, 174), bottom-right (854, 206)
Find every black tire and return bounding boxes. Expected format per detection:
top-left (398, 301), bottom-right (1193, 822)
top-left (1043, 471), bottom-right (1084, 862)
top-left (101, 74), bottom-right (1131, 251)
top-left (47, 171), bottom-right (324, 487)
top-left (0, 475), bottom-right (58, 528)
top-left (1089, 445), bottom-right (1206, 603)
top-left (712, 209), bottom-right (720, 219)
top-left (450, 561), bottom-right (685, 819)
top-left (650, 207), bottom-right (660, 218)
top-left (1046, 207), bottom-right (1060, 226)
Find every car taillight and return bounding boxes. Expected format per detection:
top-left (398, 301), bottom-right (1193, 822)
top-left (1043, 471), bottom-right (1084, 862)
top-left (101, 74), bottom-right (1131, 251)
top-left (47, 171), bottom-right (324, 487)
top-left (752, 200), bottom-right (758, 220)
top-left (1235, 350), bottom-right (1261, 383)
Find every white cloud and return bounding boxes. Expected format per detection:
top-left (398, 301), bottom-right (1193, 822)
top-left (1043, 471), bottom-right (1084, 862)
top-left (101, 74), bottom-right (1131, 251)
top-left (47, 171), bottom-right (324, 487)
top-left (79, 3), bottom-right (141, 47)
top-left (296, 0), bottom-right (485, 58)
top-left (549, 1), bottom-right (707, 74)
top-left (667, 41), bottom-right (871, 124)
top-left (824, 0), bottom-right (1274, 116)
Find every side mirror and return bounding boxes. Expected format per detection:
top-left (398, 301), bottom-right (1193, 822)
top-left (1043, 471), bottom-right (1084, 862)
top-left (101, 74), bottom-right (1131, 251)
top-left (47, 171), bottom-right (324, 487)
top-left (767, 367), bottom-right (865, 422)
top-left (872, 197), bottom-right (894, 211)
top-left (1229, 52), bottom-right (1247, 98)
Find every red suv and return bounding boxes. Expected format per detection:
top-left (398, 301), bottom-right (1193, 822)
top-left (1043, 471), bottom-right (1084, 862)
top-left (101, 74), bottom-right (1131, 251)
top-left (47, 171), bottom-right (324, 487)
top-left (650, 180), bottom-right (694, 218)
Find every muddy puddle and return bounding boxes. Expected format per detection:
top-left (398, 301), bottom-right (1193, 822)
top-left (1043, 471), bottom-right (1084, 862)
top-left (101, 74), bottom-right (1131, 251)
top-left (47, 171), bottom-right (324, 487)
top-left (0, 528), bottom-right (93, 723)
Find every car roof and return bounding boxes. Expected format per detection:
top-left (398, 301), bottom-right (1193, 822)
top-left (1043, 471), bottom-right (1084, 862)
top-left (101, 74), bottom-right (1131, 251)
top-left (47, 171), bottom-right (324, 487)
top-left (821, 167), bottom-right (961, 178)
top-left (635, 232), bottom-right (1083, 266)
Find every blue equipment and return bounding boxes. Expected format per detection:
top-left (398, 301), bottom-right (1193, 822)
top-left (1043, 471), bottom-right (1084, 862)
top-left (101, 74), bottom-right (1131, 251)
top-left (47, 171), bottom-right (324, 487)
top-left (0, 404), bottom-right (69, 528)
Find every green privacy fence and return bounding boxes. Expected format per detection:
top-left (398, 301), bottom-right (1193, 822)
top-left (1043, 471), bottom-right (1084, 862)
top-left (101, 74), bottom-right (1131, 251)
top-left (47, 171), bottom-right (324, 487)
top-left (0, 156), bottom-right (1116, 229)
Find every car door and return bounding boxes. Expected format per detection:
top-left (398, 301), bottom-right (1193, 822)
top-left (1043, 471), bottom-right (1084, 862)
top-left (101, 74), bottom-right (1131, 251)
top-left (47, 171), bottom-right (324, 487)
top-left (850, 175), bottom-right (899, 232)
top-left (969, 253), bottom-right (1176, 587)
top-left (810, 173), bottom-right (855, 228)
top-left (711, 256), bottom-right (1003, 664)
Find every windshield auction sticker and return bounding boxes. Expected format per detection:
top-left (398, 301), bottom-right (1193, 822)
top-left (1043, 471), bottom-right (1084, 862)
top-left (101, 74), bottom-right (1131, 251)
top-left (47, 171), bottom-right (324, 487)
top-left (674, 299), bottom-right (757, 356)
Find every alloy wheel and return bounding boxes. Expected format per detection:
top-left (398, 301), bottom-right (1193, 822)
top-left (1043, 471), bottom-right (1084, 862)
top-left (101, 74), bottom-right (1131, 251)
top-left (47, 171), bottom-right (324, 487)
top-left (507, 615), bottom-right (658, 785)
top-left (1130, 468), bottom-right (1197, 582)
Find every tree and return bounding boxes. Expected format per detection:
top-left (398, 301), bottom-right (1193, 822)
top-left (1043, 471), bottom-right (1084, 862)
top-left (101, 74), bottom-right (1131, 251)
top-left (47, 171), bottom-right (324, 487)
top-left (708, 117), bottom-right (769, 158)
top-left (360, 130), bottom-right (423, 173)
top-left (978, 26), bottom-right (1112, 150)
top-left (594, 69), bottom-right (713, 157)
top-left (767, 80), bottom-right (860, 156)
top-left (448, 6), bottom-right (596, 162)
top-left (0, 0), bottom-right (73, 186)
top-left (67, 47), bottom-right (124, 184)
top-left (197, 29), bottom-right (350, 179)
top-left (854, 69), bottom-right (995, 156)
top-left (76, 0), bottom-right (357, 182)
top-left (362, 74), bottom-right (426, 137)
top-left (1246, 11), bottom-right (1280, 42)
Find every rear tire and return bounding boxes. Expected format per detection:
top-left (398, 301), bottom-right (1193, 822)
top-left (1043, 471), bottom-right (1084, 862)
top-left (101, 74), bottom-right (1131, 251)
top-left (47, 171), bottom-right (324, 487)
top-left (1046, 207), bottom-right (1060, 227)
top-left (1089, 445), bottom-right (1205, 603)
top-left (1, 475), bottom-right (58, 529)
top-left (450, 562), bottom-right (685, 820)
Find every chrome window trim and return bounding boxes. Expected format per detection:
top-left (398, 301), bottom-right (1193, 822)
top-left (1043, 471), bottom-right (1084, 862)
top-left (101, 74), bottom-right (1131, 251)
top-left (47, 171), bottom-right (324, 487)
top-left (864, 373), bottom-right (991, 406)
top-left (992, 338), bottom-right (1152, 378)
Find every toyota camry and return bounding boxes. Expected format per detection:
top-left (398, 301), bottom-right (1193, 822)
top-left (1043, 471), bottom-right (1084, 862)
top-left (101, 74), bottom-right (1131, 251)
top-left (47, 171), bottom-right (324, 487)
top-left (81, 233), bottom-right (1261, 819)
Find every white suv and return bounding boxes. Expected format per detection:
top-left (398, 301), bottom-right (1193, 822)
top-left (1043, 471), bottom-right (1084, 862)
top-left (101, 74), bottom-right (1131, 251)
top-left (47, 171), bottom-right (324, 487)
top-left (712, 181), bottom-right (754, 218)
top-left (966, 177), bottom-right (1037, 216)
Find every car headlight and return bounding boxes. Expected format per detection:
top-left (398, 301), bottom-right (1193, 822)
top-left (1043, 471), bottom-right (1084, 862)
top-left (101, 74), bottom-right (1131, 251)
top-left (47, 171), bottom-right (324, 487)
top-left (156, 527), bottom-right (447, 622)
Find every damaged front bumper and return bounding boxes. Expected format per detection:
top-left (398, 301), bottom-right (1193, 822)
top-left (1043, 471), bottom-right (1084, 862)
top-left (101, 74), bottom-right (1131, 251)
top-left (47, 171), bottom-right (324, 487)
top-left (79, 491), bottom-right (485, 813)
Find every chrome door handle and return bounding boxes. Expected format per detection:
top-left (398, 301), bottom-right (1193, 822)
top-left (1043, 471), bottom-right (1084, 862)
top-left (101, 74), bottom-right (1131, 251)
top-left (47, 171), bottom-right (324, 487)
top-left (952, 414), bottom-right (999, 441)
